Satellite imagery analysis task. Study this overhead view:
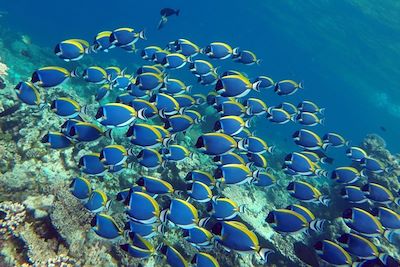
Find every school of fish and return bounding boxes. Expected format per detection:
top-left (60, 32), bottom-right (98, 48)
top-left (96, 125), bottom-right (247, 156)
top-left (13, 26), bottom-right (400, 266)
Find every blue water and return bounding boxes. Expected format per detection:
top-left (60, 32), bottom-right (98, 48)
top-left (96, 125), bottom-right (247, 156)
top-left (2, 0), bottom-right (399, 151)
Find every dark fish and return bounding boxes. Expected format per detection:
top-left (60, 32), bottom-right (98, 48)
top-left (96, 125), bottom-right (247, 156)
top-left (160, 8), bottom-right (180, 17)
top-left (380, 126), bottom-right (387, 132)
top-left (293, 242), bottom-right (320, 267)
top-left (0, 103), bottom-right (21, 117)
top-left (0, 76), bottom-right (6, 89)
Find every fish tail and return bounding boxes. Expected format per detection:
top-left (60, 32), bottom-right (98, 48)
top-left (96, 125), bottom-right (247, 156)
top-left (383, 230), bottom-right (396, 243)
top-left (186, 85), bottom-right (192, 93)
top-left (138, 30), bottom-right (146, 40)
top-left (319, 107), bottom-right (325, 115)
top-left (232, 47), bottom-right (240, 57)
top-left (252, 80), bottom-right (262, 92)
top-left (378, 253), bottom-right (389, 265)
top-left (309, 219), bottom-right (326, 233)
top-left (175, 9), bottom-right (180, 16)
top-left (395, 197), bottom-right (400, 206)
top-left (70, 68), bottom-right (80, 78)
top-left (238, 204), bottom-right (246, 213)
top-left (104, 129), bottom-right (113, 139)
top-left (299, 81), bottom-right (304, 89)
top-left (319, 118), bottom-right (325, 126)
top-left (267, 146), bottom-right (276, 154)
top-left (256, 59), bottom-right (262, 65)
top-left (258, 248), bottom-right (274, 263)
top-left (319, 195), bottom-right (330, 206)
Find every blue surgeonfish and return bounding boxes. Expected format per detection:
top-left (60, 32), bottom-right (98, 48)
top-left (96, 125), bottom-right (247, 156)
top-left (274, 80), bottom-right (303, 96)
top-left (216, 75), bottom-right (261, 98)
top-left (137, 148), bottom-right (162, 170)
top-left (295, 112), bottom-right (323, 126)
top-left (61, 118), bottom-right (83, 137)
top-left (31, 66), bottom-right (75, 88)
top-left (174, 94), bottom-right (196, 109)
top-left (192, 94), bottom-right (207, 105)
top-left (82, 66), bottom-right (108, 84)
top-left (297, 100), bottom-right (324, 114)
top-left (346, 146), bottom-right (368, 162)
top-left (287, 181), bottom-right (330, 205)
top-left (150, 93), bottom-right (180, 116)
top-left (91, 213), bottom-right (122, 240)
top-left (50, 97), bottom-right (83, 118)
top-left (362, 183), bottom-right (399, 205)
top-left (232, 48), bottom-right (260, 65)
top-left (214, 164), bottom-right (254, 186)
top-left (158, 244), bottom-right (188, 267)
top-left (125, 220), bottom-right (164, 239)
top-left (300, 150), bottom-right (334, 165)
top-left (341, 185), bottom-right (369, 204)
top-left (96, 103), bottom-right (137, 128)
top-left (201, 42), bottom-right (234, 59)
top-left (116, 186), bottom-right (151, 204)
top-left (196, 133), bottom-right (237, 156)
top-left (79, 153), bottom-right (106, 176)
top-left (342, 207), bottom-right (385, 238)
top-left (153, 50), bottom-right (170, 64)
top-left (136, 64), bottom-right (164, 76)
top-left (160, 145), bottom-right (191, 163)
top-left (206, 196), bottom-right (244, 220)
top-left (360, 157), bottom-right (386, 174)
top-left (92, 31), bottom-right (113, 52)
top-left (126, 191), bottom-right (160, 224)
top-left (267, 108), bottom-right (292, 124)
top-left (164, 114), bottom-right (194, 133)
top-left (141, 46), bottom-right (163, 60)
top-left (283, 152), bottom-right (327, 177)
top-left (183, 226), bottom-right (214, 248)
top-left (185, 170), bottom-right (216, 188)
top-left (120, 233), bottom-right (155, 258)
top-left (95, 84), bottom-right (112, 101)
top-left (136, 176), bottom-right (174, 195)
top-left (322, 132), bottom-right (347, 148)
top-left (41, 131), bottom-right (73, 149)
top-left (191, 252), bottom-right (220, 267)
top-left (186, 181), bottom-right (213, 203)
top-left (214, 152), bottom-right (246, 166)
top-left (128, 83), bottom-right (151, 98)
top-left (184, 109), bottom-right (203, 124)
top-left (68, 122), bottom-right (109, 142)
top-left (106, 66), bottom-right (124, 80)
top-left (251, 170), bottom-right (275, 187)
top-left (160, 78), bottom-right (191, 95)
top-left (131, 99), bottom-right (158, 120)
top-left (285, 204), bottom-right (325, 233)
top-left (116, 93), bottom-right (135, 105)
top-left (15, 81), bottom-right (42, 106)
top-left (99, 145), bottom-right (130, 167)
top-left (331, 167), bottom-right (363, 184)
top-left (210, 221), bottom-right (273, 262)
top-left (337, 233), bottom-right (384, 260)
top-left (266, 208), bottom-right (323, 234)
top-left (238, 136), bottom-right (274, 154)
top-left (168, 38), bottom-right (199, 56)
top-left (135, 72), bottom-right (165, 91)
top-left (160, 198), bottom-right (199, 229)
top-left (198, 71), bottom-right (218, 86)
top-left (252, 75), bottom-right (274, 89)
top-left (69, 177), bottom-right (91, 201)
top-left (84, 190), bottom-right (109, 213)
top-left (214, 116), bottom-right (246, 136)
top-left (314, 240), bottom-right (352, 266)
top-left (274, 102), bottom-right (298, 118)
top-left (189, 59), bottom-right (217, 76)
top-left (54, 39), bottom-right (88, 61)
top-left (112, 74), bottom-right (132, 90)
top-left (109, 27), bottom-right (145, 47)
top-left (215, 100), bottom-right (246, 117)
top-left (162, 53), bottom-right (188, 69)
top-left (245, 98), bottom-right (268, 116)
top-left (292, 129), bottom-right (324, 150)
top-left (371, 206), bottom-right (400, 232)
top-left (126, 123), bottom-right (163, 148)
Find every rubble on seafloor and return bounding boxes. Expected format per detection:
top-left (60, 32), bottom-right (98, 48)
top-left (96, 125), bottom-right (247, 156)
top-left (0, 28), bottom-right (399, 267)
